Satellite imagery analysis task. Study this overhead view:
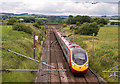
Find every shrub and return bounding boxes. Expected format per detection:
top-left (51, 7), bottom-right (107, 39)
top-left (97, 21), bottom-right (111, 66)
top-left (94, 18), bottom-right (109, 25)
top-left (70, 25), bottom-right (78, 31)
top-left (74, 22), bottom-right (100, 36)
top-left (33, 19), bottom-right (43, 28)
top-left (100, 23), bottom-right (104, 27)
top-left (76, 21), bottom-right (80, 26)
top-left (70, 25), bottom-right (74, 30)
top-left (63, 24), bottom-right (67, 28)
top-left (13, 23), bottom-right (33, 34)
top-left (33, 23), bottom-right (40, 28)
top-left (36, 19), bottom-right (43, 25)
top-left (24, 18), bottom-right (35, 23)
top-left (6, 18), bottom-right (17, 25)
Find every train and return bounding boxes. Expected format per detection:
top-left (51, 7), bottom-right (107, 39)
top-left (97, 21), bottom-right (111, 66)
top-left (54, 29), bottom-right (89, 73)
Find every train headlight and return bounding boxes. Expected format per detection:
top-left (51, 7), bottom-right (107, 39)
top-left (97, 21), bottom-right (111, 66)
top-left (85, 63), bottom-right (88, 67)
top-left (71, 62), bottom-right (76, 67)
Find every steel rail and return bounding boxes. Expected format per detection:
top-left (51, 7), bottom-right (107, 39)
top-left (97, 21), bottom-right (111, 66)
top-left (89, 68), bottom-right (103, 84)
top-left (0, 69), bottom-right (66, 72)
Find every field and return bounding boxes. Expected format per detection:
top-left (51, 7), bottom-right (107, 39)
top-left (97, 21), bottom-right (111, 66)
top-left (1, 25), bottom-right (43, 82)
top-left (9, 15), bottom-right (35, 18)
top-left (60, 25), bottom-right (119, 82)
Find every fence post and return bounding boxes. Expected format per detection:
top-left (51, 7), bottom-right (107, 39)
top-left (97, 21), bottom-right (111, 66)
top-left (105, 72), bottom-right (106, 78)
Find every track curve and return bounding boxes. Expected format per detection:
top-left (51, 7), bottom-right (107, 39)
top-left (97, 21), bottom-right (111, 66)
top-left (35, 28), bottom-right (101, 84)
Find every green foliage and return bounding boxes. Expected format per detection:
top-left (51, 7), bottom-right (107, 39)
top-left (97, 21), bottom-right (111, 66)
top-left (66, 15), bottom-right (92, 24)
top-left (74, 22), bottom-right (100, 36)
top-left (33, 23), bottom-right (40, 28)
top-left (80, 16), bottom-right (92, 24)
top-left (70, 25), bottom-right (78, 31)
top-left (24, 18), bottom-right (35, 23)
top-left (2, 25), bottom-right (42, 82)
top-left (17, 20), bottom-right (22, 23)
top-left (59, 25), bottom-right (118, 82)
top-left (33, 19), bottom-right (43, 28)
top-left (6, 18), bottom-right (17, 25)
top-left (13, 23), bottom-right (33, 34)
top-left (66, 15), bottom-right (76, 24)
top-left (2, 15), bottom-right (8, 20)
top-left (63, 24), bottom-right (67, 28)
top-left (76, 21), bottom-right (80, 26)
top-left (36, 19), bottom-right (43, 25)
top-left (111, 22), bottom-right (120, 25)
top-left (100, 23), bottom-right (104, 27)
top-left (70, 25), bottom-right (74, 30)
top-left (93, 17), bottom-right (109, 25)
top-left (66, 15), bottom-right (108, 26)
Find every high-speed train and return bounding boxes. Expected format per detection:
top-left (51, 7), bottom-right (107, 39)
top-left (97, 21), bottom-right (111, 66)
top-left (54, 29), bottom-right (89, 73)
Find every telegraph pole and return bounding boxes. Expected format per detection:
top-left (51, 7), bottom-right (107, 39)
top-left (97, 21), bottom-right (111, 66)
top-left (33, 32), bottom-right (35, 59)
top-left (92, 33), bottom-right (94, 61)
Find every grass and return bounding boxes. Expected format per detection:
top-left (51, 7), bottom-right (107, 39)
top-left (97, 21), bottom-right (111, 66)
top-left (60, 25), bottom-right (119, 82)
top-left (1, 25), bottom-right (43, 82)
top-left (0, 24), bottom-right (2, 83)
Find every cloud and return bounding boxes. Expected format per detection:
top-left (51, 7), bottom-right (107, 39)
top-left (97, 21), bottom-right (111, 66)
top-left (0, 0), bottom-right (118, 16)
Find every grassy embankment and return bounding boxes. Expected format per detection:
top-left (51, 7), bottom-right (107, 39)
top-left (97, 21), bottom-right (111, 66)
top-left (60, 25), bottom-right (119, 82)
top-left (1, 24), bottom-right (45, 82)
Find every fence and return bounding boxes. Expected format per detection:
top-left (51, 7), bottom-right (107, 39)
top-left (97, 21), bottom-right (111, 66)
top-left (102, 64), bottom-right (120, 79)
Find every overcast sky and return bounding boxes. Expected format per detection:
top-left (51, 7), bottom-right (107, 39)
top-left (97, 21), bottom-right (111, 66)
top-left (0, 0), bottom-right (119, 16)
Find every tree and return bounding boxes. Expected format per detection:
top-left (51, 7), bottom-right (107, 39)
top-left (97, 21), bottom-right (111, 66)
top-left (2, 15), bottom-right (8, 20)
top-left (68, 15), bottom-right (73, 19)
top-left (67, 15), bottom-right (76, 24)
top-left (36, 19), bottom-right (43, 25)
top-left (94, 18), bottom-right (109, 25)
top-left (74, 22), bottom-right (100, 36)
top-left (13, 23), bottom-right (33, 34)
top-left (74, 15), bottom-right (82, 24)
top-left (6, 18), bottom-right (17, 25)
top-left (63, 24), bottom-right (67, 28)
top-left (24, 18), bottom-right (35, 23)
top-left (81, 16), bottom-right (92, 24)
top-left (66, 15), bottom-right (92, 24)
top-left (33, 19), bottom-right (43, 28)
top-left (76, 21), bottom-right (80, 26)
top-left (33, 23), bottom-right (40, 28)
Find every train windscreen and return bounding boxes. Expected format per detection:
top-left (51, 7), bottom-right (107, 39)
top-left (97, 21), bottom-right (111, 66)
top-left (72, 48), bottom-right (87, 65)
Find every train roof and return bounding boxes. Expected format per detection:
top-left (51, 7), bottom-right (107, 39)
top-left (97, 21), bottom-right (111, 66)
top-left (71, 47), bottom-right (86, 54)
top-left (56, 29), bottom-right (82, 49)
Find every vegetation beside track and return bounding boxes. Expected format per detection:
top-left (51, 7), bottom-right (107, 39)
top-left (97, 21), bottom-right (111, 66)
top-left (1, 24), bottom-right (45, 82)
top-left (59, 25), bottom-right (119, 82)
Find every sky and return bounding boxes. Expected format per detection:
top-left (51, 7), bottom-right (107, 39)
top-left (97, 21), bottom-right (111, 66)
top-left (0, 0), bottom-right (119, 16)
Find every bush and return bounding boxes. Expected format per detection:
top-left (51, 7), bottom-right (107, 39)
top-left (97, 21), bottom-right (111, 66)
top-left (76, 21), bottom-right (80, 26)
top-left (70, 25), bottom-right (74, 30)
top-left (33, 19), bottom-right (43, 28)
top-left (6, 18), bottom-right (17, 25)
top-left (70, 25), bottom-right (78, 31)
top-left (63, 24), bottom-right (67, 28)
top-left (36, 19), bottom-right (43, 25)
top-left (24, 18), bottom-right (35, 23)
top-left (94, 18), bottom-right (109, 25)
top-left (13, 23), bottom-right (33, 34)
top-left (74, 22), bottom-right (100, 36)
top-left (100, 23), bottom-right (104, 27)
top-left (33, 23), bottom-right (40, 28)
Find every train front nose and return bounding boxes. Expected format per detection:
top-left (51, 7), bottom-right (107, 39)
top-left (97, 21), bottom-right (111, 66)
top-left (71, 62), bottom-right (89, 73)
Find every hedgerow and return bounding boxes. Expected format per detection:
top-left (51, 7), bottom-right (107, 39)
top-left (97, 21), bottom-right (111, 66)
top-left (13, 23), bottom-right (33, 34)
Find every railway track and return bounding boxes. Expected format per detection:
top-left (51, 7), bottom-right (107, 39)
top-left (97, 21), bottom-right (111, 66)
top-left (35, 28), bottom-right (102, 84)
